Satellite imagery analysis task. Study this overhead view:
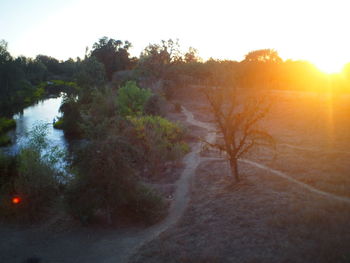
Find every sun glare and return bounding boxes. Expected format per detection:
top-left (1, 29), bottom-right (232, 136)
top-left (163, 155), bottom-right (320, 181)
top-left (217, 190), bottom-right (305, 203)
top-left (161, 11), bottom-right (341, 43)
top-left (314, 60), bottom-right (345, 74)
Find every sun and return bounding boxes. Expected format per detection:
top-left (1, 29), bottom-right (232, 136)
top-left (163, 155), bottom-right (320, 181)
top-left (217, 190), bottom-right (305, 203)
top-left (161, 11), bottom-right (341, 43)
top-left (313, 59), bottom-right (345, 74)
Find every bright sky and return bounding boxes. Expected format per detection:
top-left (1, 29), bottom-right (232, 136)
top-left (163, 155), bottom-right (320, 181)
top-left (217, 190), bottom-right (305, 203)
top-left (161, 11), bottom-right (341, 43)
top-left (1, 0), bottom-right (350, 73)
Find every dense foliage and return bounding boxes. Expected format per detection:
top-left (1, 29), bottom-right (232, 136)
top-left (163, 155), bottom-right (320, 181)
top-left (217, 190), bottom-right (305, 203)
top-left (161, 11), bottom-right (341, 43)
top-left (117, 81), bottom-right (152, 117)
top-left (65, 128), bottom-right (166, 224)
top-left (0, 124), bottom-right (66, 222)
top-left (127, 115), bottom-right (189, 177)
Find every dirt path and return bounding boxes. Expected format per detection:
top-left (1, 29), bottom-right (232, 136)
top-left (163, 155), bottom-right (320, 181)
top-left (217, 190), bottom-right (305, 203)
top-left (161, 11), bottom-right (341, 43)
top-left (115, 107), bottom-right (217, 261)
top-left (278, 143), bottom-right (350, 155)
top-left (179, 105), bottom-right (350, 205)
top-left (4, 105), bottom-right (349, 262)
top-left (101, 106), bottom-right (217, 262)
top-left (74, 106), bottom-right (217, 263)
top-left (1, 105), bottom-right (216, 263)
top-left (240, 159), bottom-right (350, 204)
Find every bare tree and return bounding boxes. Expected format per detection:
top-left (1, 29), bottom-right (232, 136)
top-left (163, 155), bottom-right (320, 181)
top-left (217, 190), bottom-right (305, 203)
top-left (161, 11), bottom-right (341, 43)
top-left (204, 86), bottom-right (274, 182)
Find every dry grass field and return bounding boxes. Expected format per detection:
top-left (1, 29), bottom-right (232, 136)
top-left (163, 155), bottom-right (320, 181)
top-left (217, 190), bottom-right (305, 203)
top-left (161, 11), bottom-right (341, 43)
top-left (131, 90), bottom-right (350, 263)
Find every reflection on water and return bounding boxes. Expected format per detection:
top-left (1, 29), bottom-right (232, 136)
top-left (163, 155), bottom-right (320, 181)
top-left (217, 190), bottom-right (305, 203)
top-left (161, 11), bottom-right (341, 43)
top-left (2, 96), bottom-right (67, 155)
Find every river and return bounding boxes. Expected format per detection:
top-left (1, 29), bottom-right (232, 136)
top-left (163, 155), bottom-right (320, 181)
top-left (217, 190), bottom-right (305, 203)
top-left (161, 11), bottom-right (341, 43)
top-left (1, 95), bottom-right (67, 155)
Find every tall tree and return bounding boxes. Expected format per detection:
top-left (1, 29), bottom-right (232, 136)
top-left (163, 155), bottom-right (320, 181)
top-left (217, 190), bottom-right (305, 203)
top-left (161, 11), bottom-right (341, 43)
top-left (91, 37), bottom-right (133, 80)
top-left (76, 56), bottom-right (106, 100)
top-left (138, 39), bottom-right (182, 79)
top-left (35, 55), bottom-right (61, 76)
top-left (184, 47), bottom-right (200, 63)
top-left (243, 49), bottom-right (282, 63)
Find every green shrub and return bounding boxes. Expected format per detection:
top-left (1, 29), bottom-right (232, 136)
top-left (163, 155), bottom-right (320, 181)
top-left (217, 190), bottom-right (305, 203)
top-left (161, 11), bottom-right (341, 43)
top-left (58, 95), bottom-right (82, 138)
top-left (12, 148), bottom-right (60, 221)
top-left (127, 115), bottom-right (189, 176)
top-left (0, 154), bottom-right (18, 219)
top-left (122, 183), bottom-right (166, 224)
top-left (0, 123), bottom-right (66, 222)
top-left (117, 81), bottom-right (152, 117)
top-left (0, 153), bottom-right (18, 201)
top-left (53, 118), bottom-right (64, 129)
top-left (42, 80), bottom-right (79, 95)
top-left (0, 134), bottom-right (11, 146)
top-left (64, 133), bottom-right (165, 225)
top-left (33, 86), bottom-right (45, 99)
top-left (0, 117), bottom-right (16, 133)
top-left (161, 80), bottom-right (176, 100)
top-left (144, 94), bottom-right (164, 116)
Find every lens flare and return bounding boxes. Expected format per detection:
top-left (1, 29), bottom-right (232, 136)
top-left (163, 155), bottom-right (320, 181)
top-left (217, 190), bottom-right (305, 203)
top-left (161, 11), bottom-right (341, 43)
top-left (12, 197), bottom-right (21, 204)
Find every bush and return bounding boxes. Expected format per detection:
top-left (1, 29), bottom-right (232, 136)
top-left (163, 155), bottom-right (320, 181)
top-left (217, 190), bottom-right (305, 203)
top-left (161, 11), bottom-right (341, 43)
top-left (53, 118), bottom-right (64, 129)
top-left (161, 79), bottom-right (176, 100)
top-left (144, 94), bottom-right (164, 116)
top-left (43, 80), bottom-right (79, 95)
top-left (117, 81), bottom-right (152, 117)
top-left (0, 123), bottom-right (66, 222)
top-left (0, 117), bottom-right (16, 133)
top-left (122, 183), bottom-right (166, 224)
top-left (0, 134), bottom-right (11, 146)
top-left (64, 134), bottom-right (165, 225)
top-left (58, 95), bottom-right (83, 138)
top-left (127, 115), bottom-right (189, 176)
top-left (13, 148), bottom-right (60, 220)
top-left (0, 154), bottom-right (18, 219)
top-left (174, 102), bottom-right (182, 113)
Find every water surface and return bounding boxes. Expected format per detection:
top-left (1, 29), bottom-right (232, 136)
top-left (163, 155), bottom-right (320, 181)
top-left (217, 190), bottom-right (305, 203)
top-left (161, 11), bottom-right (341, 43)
top-left (2, 96), bottom-right (67, 154)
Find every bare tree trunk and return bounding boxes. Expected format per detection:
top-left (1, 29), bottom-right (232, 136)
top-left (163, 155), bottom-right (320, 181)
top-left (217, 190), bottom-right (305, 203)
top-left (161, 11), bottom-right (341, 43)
top-left (230, 158), bottom-right (240, 182)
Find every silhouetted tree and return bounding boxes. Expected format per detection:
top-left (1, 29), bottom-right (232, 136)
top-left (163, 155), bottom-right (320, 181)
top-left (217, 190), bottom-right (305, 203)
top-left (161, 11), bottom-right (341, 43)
top-left (204, 86), bottom-right (274, 181)
top-left (243, 49), bottom-right (282, 63)
top-left (184, 47), bottom-right (200, 63)
top-left (35, 55), bottom-right (61, 76)
top-left (137, 39), bottom-right (182, 79)
top-left (91, 37), bottom-right (133, 80)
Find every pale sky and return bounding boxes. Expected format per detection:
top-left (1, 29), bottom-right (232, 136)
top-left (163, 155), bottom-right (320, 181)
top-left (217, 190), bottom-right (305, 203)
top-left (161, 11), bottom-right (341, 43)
top-left (1, 0), bottom-right (350, 73)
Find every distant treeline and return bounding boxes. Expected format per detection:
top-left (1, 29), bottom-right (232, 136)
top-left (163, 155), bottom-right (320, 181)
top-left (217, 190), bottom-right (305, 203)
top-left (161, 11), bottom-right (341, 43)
top-left (0, 40), bottom-right (81, 117)
top-left (2, 38), bottom-right (350, 118)
top-left (139, 47), bottom-right (350, 93)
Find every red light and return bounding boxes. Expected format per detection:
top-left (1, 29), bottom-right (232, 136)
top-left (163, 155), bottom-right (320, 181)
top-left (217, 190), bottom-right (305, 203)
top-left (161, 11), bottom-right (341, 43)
top-left (12, 197), bottom-right (21, 204)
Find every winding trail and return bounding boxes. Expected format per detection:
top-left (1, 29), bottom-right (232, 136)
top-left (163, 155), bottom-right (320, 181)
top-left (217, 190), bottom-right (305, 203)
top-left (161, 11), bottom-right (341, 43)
top-left (1, 106), bottom-right (215, 263)
top-left (102, 106), bottom-right (217, 263)
top-left (239, 159), bottom-right (350, 204)
top-left (179, 106), bottom-right (350, 205)
top-left (5, 105), bottom-right (349, 263)
top-left (118, 105), bottom-right (350, 262)
top-left (278, 143), bottom-right (350, 155)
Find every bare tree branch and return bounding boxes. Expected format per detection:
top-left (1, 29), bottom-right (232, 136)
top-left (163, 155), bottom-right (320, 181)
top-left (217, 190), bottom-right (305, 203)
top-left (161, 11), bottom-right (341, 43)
top-left (202, 86), bottom-right (274, 181)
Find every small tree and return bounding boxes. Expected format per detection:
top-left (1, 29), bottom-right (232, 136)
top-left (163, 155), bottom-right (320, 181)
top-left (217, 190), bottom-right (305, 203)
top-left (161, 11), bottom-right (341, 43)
top-left (204, 86), bottom-right (274, 182)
